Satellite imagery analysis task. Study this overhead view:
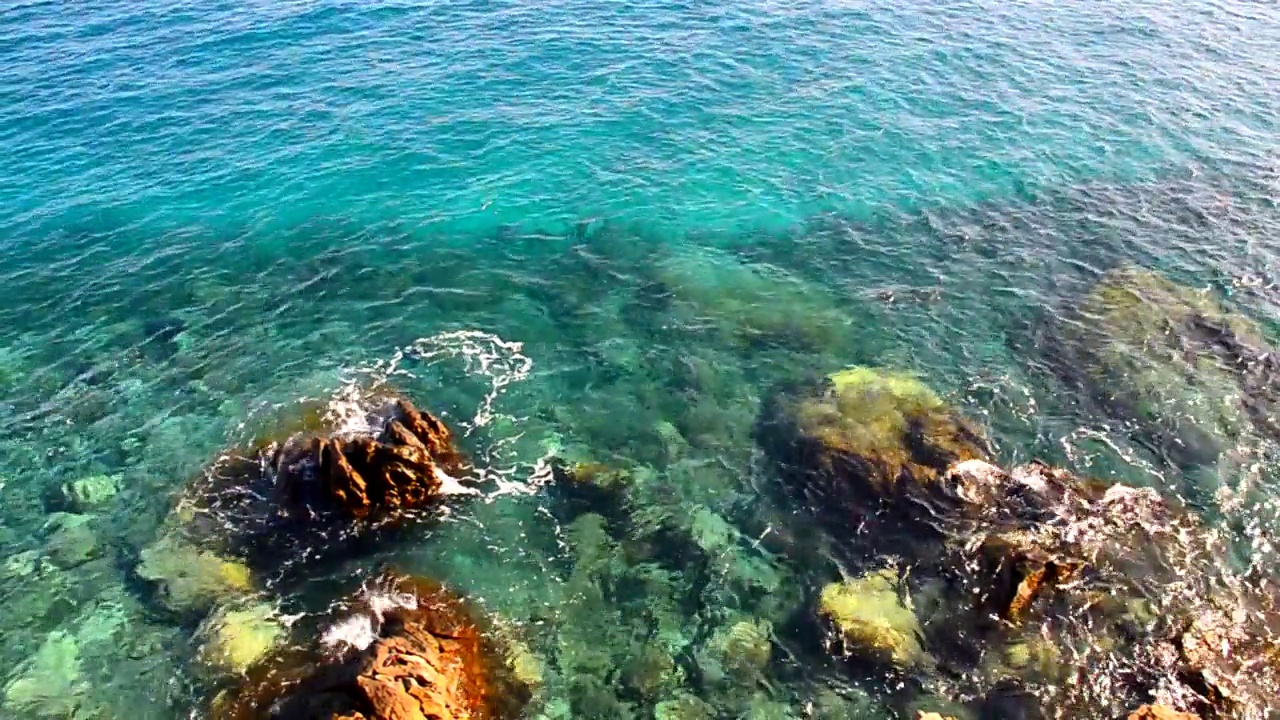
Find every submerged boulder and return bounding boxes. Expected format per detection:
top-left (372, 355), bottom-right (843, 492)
top-left (195, 601), bottom-right (286, 677)
top-left (209, 573), bottom-right (530, 720)
top-left (755, 366), bottom-right (987, 522)
top-left (1037, 266), bottom-right (1280, 466)
top-left (135, 532), bottom-right (256, 616)
top-left (817, 568), bottom-right (926, 670)
top-left (653, 246), bottom-right (857, 352)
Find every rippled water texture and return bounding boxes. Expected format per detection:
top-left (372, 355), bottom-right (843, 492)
top-left (2, 0), bottom-right (1280, 718)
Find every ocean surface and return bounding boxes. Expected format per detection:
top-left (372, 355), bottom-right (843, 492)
top-left (2, 0), bottom-right (1280, 717)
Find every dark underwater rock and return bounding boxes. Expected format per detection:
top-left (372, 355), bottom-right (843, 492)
top-left (754, 366), bottom-right (988, 527)
top-left (1034, 266), bottom-right (1280, 467)
top-left (832, 457), bottom-right (1279, 719)
top-left (208, 574), bottom-right (530, 720)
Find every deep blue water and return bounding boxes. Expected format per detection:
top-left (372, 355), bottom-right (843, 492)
top-left (2, 0), bottom-right (1280, 718)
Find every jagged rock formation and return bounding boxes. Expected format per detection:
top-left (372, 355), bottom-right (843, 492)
top-left (208, 574), bottom-right (529, 720)
top-left (756, 367), bottom-right (1280, 719)
top-left (137, 393), bottom-right (469, 591)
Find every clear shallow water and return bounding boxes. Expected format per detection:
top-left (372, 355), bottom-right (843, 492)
top-left (2, 0), bottom-right (1280, 718)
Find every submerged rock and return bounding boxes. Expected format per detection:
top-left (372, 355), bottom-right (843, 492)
top-left (2, 630), bottom-right (84, 717)
top-left (1037, 266), bottom-right (1280, 466)
top-left (697, 617), bottom-right (773, 686)
top-left (209, 573), bottom-right (530, 720)
top-left (41, 512), bottom-right (101, 570)
top-left (195, 601), bottom-right (286, 677)
top-left (817, 568), bottom-right (926, 670)
top-left (52, 473), bottom-right (120, 513)
top-left (755, 366), bottom-right (987, 525)
top-left (653, 246), bottom-right (857, 352)
top-left (136, 532), bottom-right (255, 616)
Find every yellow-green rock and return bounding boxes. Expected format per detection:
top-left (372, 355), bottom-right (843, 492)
top-left (57, 474), bottom-right (120, 512)
top-left (2, 630), bottom-right (84, 717)
top-left (136, 532), bottom-right (255, 615)
top-left (195, 601), bottom-right (285, 676)
top-left (1052, 266), bottom-right (1275, 465)
top-left (758, 366), bottom-right (987, 505)
top-left (699, 617), bottom-right (773, 685)
top-left (818, 568), bottom-right (926, 669)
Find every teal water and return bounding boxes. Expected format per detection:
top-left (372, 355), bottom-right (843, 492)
top-left (2, 0), bottom-right (1280, 717)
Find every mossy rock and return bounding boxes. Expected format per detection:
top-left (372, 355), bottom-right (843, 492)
top-left (195, 601), bottom-right (286, 677)
top-left (1044, 266), bottom-right (1278, 466)
top-left (2, 630), bottom-right (84, 717)
top-left (756, 366), bottom-right (988, 518)
top-left (136, 532), bottom-right (255, 616)
top-left (51, 473), bottom-right (120, 513)
top-left (818, 568), bottom-right (926, 669)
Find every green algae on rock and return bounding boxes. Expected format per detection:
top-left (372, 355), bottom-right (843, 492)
top-left (41, 512), bottom-right (102, 570)
top-left (2, 630), bottom-right (84, 718)
top-left (817, 568), bottom-right (927, 670)
top-left (136, 532), bottom-right (256, 616)
top-left (50, 473), bottom-right (120, 513)
top-left (755, 366), bottom-right (988, 521)
top-left (1038, 266), bottom-right (1279, 467)
top-left (194, 601), bottom-right (286, 677)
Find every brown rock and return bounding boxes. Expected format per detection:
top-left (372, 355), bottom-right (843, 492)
top-left (1126, 705), bottom-right (1199, 720)
top-left (210, 574), bottom-right (529, 720)
top-left (149, 395), bottom-right (469, 577)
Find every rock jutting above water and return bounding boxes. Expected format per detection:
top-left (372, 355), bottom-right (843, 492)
top-left (207, 573), bottom-right (531, 720)
top-left (755, 367), bottom-right (1279, 718)
top-left (137, 391), bottom-right (470, 590)
top-left (1034, 266), bottom-right (1280, 467)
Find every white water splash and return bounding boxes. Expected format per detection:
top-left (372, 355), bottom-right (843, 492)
top-left (349, 330), bottom-right (532, 433)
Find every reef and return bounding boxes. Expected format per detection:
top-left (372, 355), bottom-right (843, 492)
top-left (756, 366), bottom-right (1280, 719)
top-left (1033, 266), bottom-right (1280, 467)
top-left (207, 573), bottom-right (530, 720)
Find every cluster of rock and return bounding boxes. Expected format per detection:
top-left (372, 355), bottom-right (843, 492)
top-left (123, 389), bottom-right (531, 718)
top-left (755, 360), bottom-right (1280, 719)
top-left (209, 573), bottom-right (530, 720)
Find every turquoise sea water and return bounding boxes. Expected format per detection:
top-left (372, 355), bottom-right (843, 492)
top-left (2, 0), bottom-right (1280, 717)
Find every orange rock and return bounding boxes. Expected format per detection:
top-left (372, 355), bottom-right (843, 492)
top-left (155, 396), bottom-right (469, 578)
top-left (1126, 704), bottom-right (1200, 720)
top-left (211, 574), bottom-right (529, 720)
